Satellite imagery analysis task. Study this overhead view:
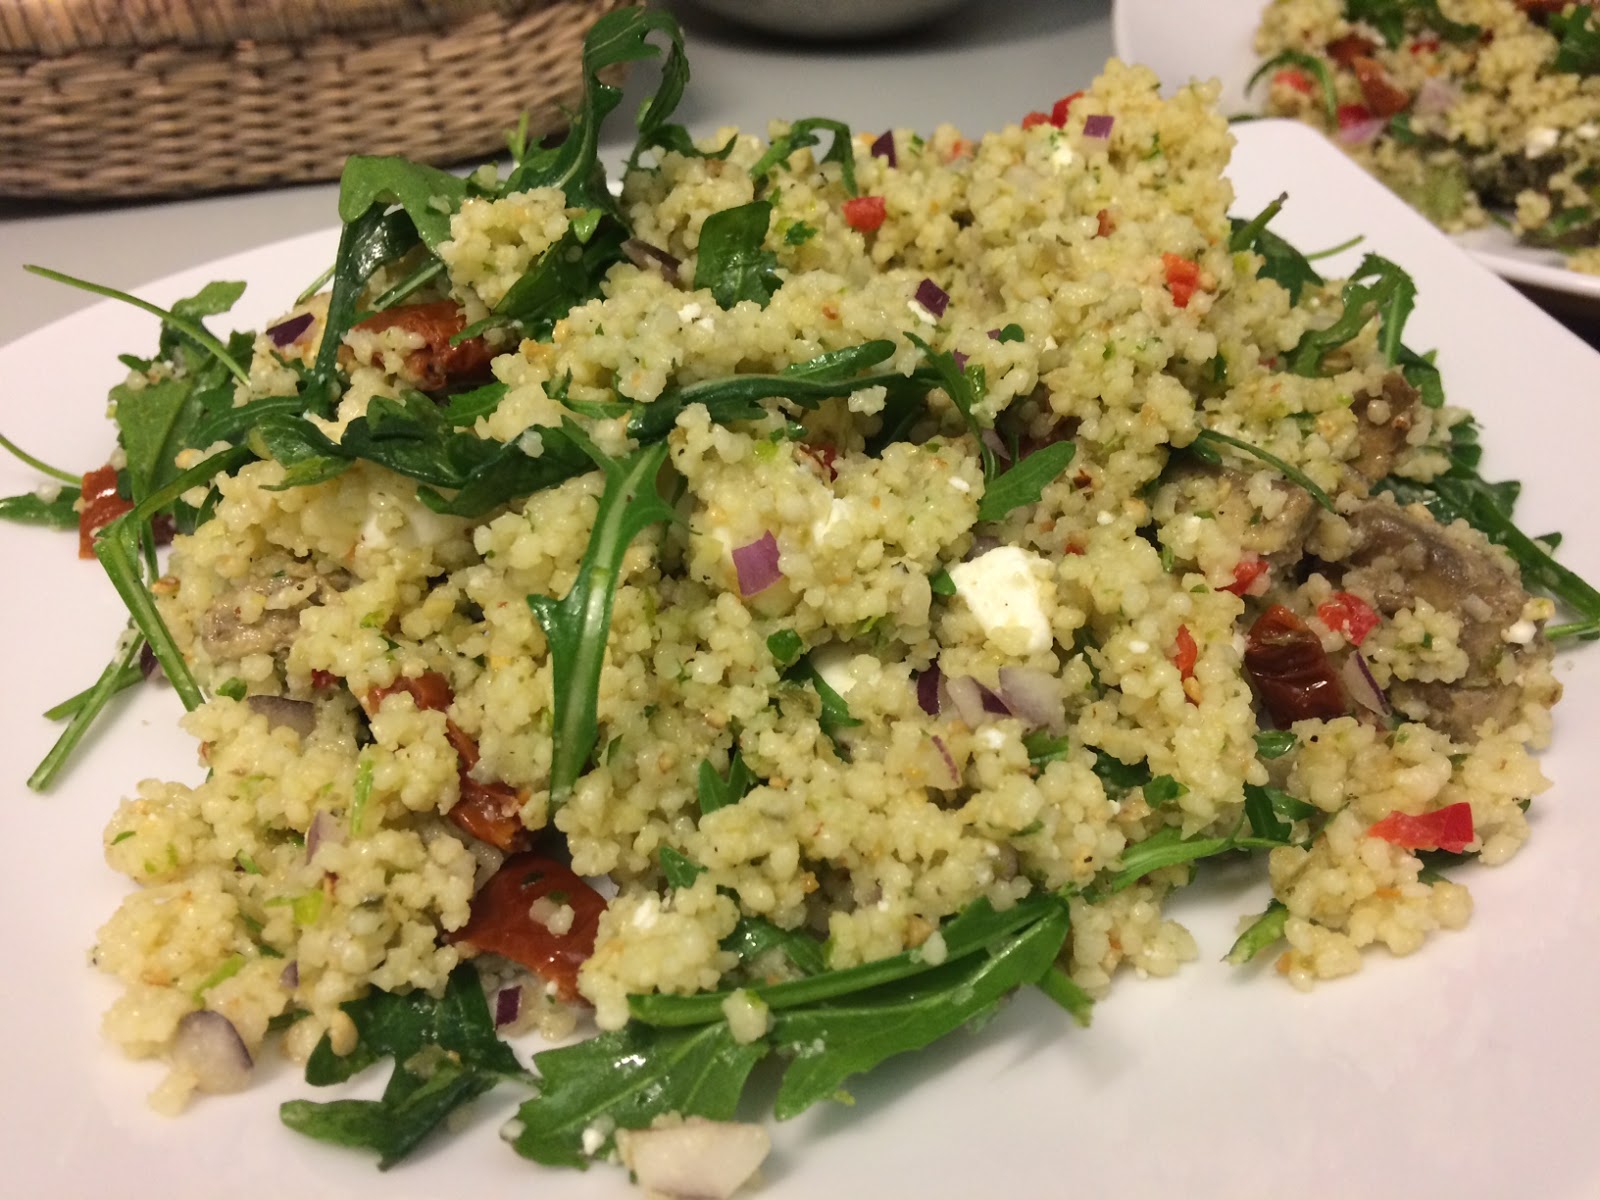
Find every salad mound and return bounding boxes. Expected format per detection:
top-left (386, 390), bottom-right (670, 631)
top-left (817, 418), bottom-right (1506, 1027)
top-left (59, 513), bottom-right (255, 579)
top-left (4, 6), bottom-right (1594, 1191)
top-left (1254, 0), bottom-right (1600, 270)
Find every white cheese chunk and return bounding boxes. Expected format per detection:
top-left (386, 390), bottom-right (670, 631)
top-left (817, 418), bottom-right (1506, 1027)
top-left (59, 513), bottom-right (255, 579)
top-left (948, 546), bottom-right (1053, 654)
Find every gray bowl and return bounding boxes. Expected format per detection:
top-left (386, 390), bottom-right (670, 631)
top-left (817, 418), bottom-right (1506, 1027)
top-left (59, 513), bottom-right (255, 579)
top-left (689, 0), bottom-right (972, 39)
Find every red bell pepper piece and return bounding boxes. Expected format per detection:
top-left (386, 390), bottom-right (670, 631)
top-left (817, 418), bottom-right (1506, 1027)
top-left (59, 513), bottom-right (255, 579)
top-left (1368, 802), bottom-right (1475, 854)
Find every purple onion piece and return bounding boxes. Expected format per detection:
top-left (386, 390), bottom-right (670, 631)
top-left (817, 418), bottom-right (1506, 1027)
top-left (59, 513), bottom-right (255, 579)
top-left (1336, 116), bottom-right (1386, 147)
top-left (986, 328), bottom-right (1002, 340)
top-left (1414, 76), bottom-right (1459, 117)
top-left (952, 350), bottom-right (969, 370)
top-left (916, 664), bottom-right (943, 716)
top-left (998, 665), bottom-right (1062, 729)
top-left (1083, 114), bottom-right (1115, 140)
top-left (280, 961), bottom-right (299, 991)
top-left (930, 735), bottom-right (960, 787)
top-left (1339, 651), bottom-right (1390, 717)
top-left (913, 278), bottom-right (950, 319)
top-left (977, 681), bottom-right (1011, 716)
top-left (172, 1011), bottom-right (253, 1093)
top-left (945, 675), bottom-right (987, 727)
top-left (139, 642), bottom-right (162, 680)
top-left (266, 312), bottom-right (314, 348)
top-left (732, 532), bottom-right (783, 597)
top-left (305, 810), bottom-right (339, 864)
top-left (622, 238), bottom-right (683, 286)
top-left (980, 429), bottom-right (1012, 466)
top-left (870, 129), bottom-right (897, 167)
top-left (495, 985), bottom-right (522, 1028)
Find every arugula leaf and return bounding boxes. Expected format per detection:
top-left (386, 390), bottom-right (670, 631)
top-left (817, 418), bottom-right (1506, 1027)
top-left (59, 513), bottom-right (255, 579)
top-left (722, 915), bottom-right (827, 975)
top-left (513, 1021), bottom-right (766, 1168)
top-left (1189, 428), bottom-right (1336, 514)
top-left (766, 628), bottom-right (804, 667)
top-left (792, 656), bottom-right (863, 756)
top-left (1344, 0), bottom-right (1478, 48)
top-left (1243, 782), bottom-right (1293, 842)
top-left (975, 441), bottom-right (1076, 523)
top-left (1553, 6), bottom-right (1600, 75)
top-left (27, 628), bottom-right (144, 792)
top-left (1246, 52), bottom-right (1338, 125)
top-left (1288, 253), bottom-right (1416, 376)
top-left (1253, 730), bottom-right (1299, 759)
top-left (693, 201), bottom-right (781, 309)
top-left (630, 893), bottom-right (1058, 1027)
top-left (660, 845), bottom-right (705, 888)
top-left (1023, 729), bottom-right (1071, 770)
top-left (475, 221), bottom-right (627, 340)
top-left (314, 205), bottom-right (416, 392)
top-left (528, 435), bottom-right (676, 805)
top-left (25, 265), bottom-right (249, 385)
top-left (0, 487), bottom-right (79, 529)
top-left (1229, 194), bottom-right (1324, 305)
top-left (769, 902), bottom-right (1069, 1119)
top-left (283, 964), bottom-right (525, 1169)
top-left (1037, 964), bottom-right (1095, 1027)
top-left (1091, 751), bottom-right (1150, 795)
top-left (907, 332), bottom-right (997, 480)
top-left (1225, 899), bottom-right (1289, 965)
top-left (1143, 775), bottom-right (1189, 807)
top-left (698, 749), bottom-right (757, 815)
top-left (336, 157), bottom-right (467, 252)
top-left (510, 6), bottom-right (685, 213)
top-left (750, 117), bottom-right (858, 196)
top-left (1092, 826), bottom-right (1289, 898)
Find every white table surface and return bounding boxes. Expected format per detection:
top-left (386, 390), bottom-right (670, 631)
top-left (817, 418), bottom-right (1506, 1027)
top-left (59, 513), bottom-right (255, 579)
top-left (0, 0), bottom-right (1114, 349)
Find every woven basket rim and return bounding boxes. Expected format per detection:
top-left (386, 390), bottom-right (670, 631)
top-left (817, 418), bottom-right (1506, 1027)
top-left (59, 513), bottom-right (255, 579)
top-left (0, 0), bottom-right (556, 56)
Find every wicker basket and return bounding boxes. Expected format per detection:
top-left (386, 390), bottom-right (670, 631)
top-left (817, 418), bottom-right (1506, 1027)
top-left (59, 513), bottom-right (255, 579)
top-left (0, 0), bottom-right (627, 200)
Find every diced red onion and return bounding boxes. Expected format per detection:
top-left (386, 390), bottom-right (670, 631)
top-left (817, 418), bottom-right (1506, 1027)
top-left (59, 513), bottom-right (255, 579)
top-left (986, 328), bottom-right (1002, 340)
top-left (1083, 114), bottom-right (1115, 140)
top-left (964, 535), bottom-right (1000, 560)
top-left (952, 351), bottom-right (968, 370)
top-left (306, 810), bottom-right (340, 863)
top-left (731, 532), bottom-right (783, 597)
top-left (916, 664), bottom-right (943, 716)
top-left (870, 129), bottom-right (897, 167)
top-left (977, 681), bottom-right (1011, 716)
top-left (139, 642), bottom-right (162, 680)
top-left (1336, 116), bottom-right (1386, 147)
top-left (622, 238), bottom-right (683, 285)
top-left (280, 961), bottom-right (299, 990)
top-left (495, 985), bottom-right (522, 1028)
top-left (945, 674), bottom-right (987, 727)
top-left (998, 665), bottom-right (1061, 729)
top-left (171, 1011), bottom-right (253, 1093)
top-left (914, 278), bottom-right (950, 319)
top-left (981, 429), bottom-right (1012, 466)
top-left (266, 312), bottom-right (314, 348)
top-left (1413, 77), bottom-right (1459, 117)
top-left (1339, 651), bottom-right (1389, 716)
top-left (930, 735), bottom-right (960, 787)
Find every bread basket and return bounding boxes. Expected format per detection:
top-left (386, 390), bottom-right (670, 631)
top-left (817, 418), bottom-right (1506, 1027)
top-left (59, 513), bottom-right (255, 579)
top-left (0, 0), bottom-right (626, 200)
